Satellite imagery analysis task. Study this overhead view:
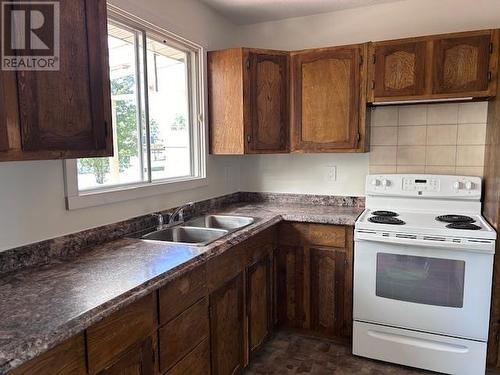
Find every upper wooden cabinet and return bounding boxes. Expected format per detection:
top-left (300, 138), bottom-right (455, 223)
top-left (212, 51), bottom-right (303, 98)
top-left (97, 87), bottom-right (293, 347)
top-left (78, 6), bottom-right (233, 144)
top-left (368, 30), bottom-right (499, 103)
top-left (0, 0), bottom-right (113, 161)
top-left (208, 48), bottom-right (289, 154)
top-left (290, 44), bottom-right (369, 153)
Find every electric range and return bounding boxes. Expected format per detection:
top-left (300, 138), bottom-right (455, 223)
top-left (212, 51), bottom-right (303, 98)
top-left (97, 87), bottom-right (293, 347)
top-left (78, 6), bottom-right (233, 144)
top-left (353, 174), bottom-right (496, 375)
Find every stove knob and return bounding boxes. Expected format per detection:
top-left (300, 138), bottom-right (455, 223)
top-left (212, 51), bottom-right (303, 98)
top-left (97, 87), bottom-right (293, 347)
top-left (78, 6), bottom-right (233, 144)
top-left (371, 179), bottom-right (380, 186)
top-left (453, 181), bottom-right (462, 190)
top-left (465, 181), bottom-right (474, 190)
top-left (381, 179), bottom-right (390, 187)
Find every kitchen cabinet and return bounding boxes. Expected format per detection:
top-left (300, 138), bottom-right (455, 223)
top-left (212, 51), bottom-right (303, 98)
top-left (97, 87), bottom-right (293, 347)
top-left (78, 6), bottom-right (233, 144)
top-left (9, 334), bottom-right (86, 375)
top-left (209, 273), bottom-right (245, 375)
top-left (0, 0), bottom-right (113, 162)
top-left (96, 338), bottom-right (154, 375)
top-left (247, 251), bottom-right (272, 358)
top-left (276, 223), bottom-right (353, 344)
top-left (5, 224), bottom-right (299, 375)
top-left (208, 48), bottom-right (289, 155)
top-left (290, 44), bottom-right (370, 153)
top-left (368, 29), bottom-right (499, 103)
top-left (86, 294), bottom-right (156, 374)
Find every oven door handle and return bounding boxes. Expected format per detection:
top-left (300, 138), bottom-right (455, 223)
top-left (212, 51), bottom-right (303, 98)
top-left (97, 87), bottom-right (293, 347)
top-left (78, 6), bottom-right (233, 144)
top-left (355, 231), bottom-right (495, 254)
top-left (367, 330), bottom-right (469, 353)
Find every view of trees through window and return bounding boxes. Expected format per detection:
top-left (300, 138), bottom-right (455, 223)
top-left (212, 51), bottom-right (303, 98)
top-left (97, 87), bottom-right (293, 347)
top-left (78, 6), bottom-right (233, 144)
top-left (77, 20), bottom-right (194, 191)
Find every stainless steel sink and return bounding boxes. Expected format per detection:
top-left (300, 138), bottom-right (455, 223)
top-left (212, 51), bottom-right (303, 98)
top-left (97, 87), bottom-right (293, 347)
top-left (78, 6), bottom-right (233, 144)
top-left (184, 215), bottom-right (255, 231)
top-left (142, 226), bottom-right (228, 246)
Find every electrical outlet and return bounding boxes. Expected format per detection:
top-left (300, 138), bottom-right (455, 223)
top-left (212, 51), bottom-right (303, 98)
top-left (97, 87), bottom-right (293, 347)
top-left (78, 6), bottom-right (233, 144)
top-left (324, 165), bottom-right (337, 182)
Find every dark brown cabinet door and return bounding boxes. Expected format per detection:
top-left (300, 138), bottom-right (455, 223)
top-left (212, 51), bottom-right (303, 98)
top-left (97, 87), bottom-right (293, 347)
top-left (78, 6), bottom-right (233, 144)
top-left (433, 33), bottom-right (492, 94)
top-left (291, 46), bottom-right (364, 152)
top-left (275, 245), bottom-right (303, 328)
top-left (373, 41), bottom-right (427, 99)
top-left (310, 248), bottom-right (351, 340)
top-left (247, 52), bottom-right (289, 153)
top-left (16, 0), bottom-right (112, 157)
top-left (97, 338), bottom-right (154, 375)
top-left (247, 254), bottom-right (272, 356)
top-left (210, 273), bottom-right (244, 375)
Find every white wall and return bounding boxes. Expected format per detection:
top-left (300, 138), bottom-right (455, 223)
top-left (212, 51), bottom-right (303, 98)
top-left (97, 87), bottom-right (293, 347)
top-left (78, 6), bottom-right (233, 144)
top-left (0, 0), bottom-right (240, 252)
top-left (236, 0), bottom-right (500, 196)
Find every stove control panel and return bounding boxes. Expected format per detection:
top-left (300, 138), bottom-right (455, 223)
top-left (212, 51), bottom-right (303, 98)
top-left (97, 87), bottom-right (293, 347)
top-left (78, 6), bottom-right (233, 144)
top-left (366, 174), bottom-right (481, 199)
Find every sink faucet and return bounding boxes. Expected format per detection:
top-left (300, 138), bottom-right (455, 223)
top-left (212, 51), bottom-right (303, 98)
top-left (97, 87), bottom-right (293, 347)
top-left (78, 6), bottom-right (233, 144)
top-left (152, 213), bottom-right (164, 231)
top-left (169, 202), bottom-right (195, 224)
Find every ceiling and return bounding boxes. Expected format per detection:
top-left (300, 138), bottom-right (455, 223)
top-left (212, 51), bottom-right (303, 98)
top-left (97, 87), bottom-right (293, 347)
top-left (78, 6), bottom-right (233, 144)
top-left (200, 0), bottom-right (405, 25)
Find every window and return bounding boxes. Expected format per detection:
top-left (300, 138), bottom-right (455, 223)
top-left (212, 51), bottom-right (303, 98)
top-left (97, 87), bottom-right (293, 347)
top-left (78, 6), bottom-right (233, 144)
top-left (65, 8), bottom-right (206, 209)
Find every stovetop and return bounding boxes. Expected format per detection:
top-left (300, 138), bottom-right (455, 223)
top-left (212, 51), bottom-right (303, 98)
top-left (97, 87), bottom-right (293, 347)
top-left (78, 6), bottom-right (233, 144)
top-left (357, 209), bottom-right (496, 240)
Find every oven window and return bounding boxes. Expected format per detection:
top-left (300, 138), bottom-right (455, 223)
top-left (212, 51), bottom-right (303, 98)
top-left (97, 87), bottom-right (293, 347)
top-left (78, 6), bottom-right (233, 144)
top-left (376, 253), bottom-right (465, 308)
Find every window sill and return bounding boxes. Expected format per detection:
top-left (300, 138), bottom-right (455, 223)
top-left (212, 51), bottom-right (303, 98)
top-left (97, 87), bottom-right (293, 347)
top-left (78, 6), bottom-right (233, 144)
top-left (66, 177), bottom-right (208, 210)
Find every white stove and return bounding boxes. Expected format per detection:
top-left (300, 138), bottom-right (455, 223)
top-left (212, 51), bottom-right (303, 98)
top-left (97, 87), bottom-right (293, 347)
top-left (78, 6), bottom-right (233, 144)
top-left (352, 174), bottom-right (496, 375)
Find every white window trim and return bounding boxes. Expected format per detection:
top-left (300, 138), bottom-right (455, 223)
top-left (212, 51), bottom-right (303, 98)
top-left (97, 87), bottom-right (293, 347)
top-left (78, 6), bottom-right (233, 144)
top-left (64, 5), bottom-right (208, 210)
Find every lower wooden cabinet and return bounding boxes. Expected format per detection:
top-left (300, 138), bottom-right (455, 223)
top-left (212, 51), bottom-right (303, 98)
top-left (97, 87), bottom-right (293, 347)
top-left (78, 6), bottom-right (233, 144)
top-left (247, 252), bottom-right (272, 357)
top-left (8, 222), bottom-right (354, 375)
top-left (9, 334), bottom-right (86, 375)
top-left (276, 223), bottom-right (353, 344)
top-left (96, 338), bottom-right (154, 375)
top-left (210, 273), bottom-right (245, 375)
top-left (165, 339), bottom-right (211, 375)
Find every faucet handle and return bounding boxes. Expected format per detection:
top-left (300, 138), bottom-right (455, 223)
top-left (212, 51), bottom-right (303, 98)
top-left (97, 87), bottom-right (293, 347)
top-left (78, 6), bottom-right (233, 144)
top-left (152, 213), bottom-right (164, 230)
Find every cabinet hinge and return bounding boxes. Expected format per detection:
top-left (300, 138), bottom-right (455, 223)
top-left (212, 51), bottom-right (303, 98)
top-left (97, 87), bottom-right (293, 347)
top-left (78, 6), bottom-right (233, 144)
top-left (490, 42), bottom-right (494, 54)
top-left (371, 81), bottom-right (375, 89)
top-left (247, 135), bottom-right (252, 144)
top-left (246, 58), bottom-right (250, 69)
top-left (488, 71), bottom-right (493, 82)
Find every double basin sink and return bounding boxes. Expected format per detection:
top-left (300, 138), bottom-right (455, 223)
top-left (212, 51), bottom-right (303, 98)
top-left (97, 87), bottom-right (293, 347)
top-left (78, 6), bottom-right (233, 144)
top-left (142, 215), bottom-right (255, 246)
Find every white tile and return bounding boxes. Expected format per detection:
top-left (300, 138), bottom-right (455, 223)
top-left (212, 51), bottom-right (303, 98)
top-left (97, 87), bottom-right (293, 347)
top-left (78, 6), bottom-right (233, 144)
top-left (371, 107), bottom-right (399, 127)
top-left (426, 125), bottom-right (458, 145)
top-left (458, 102), bottom-right (488, 124)
top-left (398, 105), bottom-right (427, 126)
top-left (370, 165), bottom-right (397, 174)
top-left (397, 165), bottom-right (425, 173)
top-left (455, 166), bottom-right (484, 177)
top-left (426, 145), bottom-right (456, 166)
top-left (457, 124), bottom-right (487, 145)
top-left (371, 127), bottom-right (398, 146)
top-left (398, 126), bottom-right (427, 145)
top-left (370, 146), bottom-right (397, 165)
top-left (397, 146), bottom-right (426, 165)
top-left (456, 145), bottom-right (486, 167)
top-left (425, 166), bottom-right (456, 175)
top-left (427, 103), bottom-right (459, 125)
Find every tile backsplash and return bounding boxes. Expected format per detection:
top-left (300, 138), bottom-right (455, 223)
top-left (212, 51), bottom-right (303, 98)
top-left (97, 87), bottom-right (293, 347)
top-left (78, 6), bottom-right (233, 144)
top-left (369, 102), bottom-right (488, 177)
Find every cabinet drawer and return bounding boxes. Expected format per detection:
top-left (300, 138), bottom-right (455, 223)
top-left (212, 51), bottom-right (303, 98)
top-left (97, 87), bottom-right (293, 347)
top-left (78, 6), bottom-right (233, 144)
top-left (159, 297), bottom-right (209, 373)
top-left (207, 244), bottom-right (245, 292)
top-left (87, 294), bottom-right (155, 374)
top-left (159, 264), bottom-right (207, 324)
top-left (165, 338), bottom-right (210, 375)
top-left (10, 335), bottom-right (86, 375)
top-left (279, 223), bottom-right (346, 248)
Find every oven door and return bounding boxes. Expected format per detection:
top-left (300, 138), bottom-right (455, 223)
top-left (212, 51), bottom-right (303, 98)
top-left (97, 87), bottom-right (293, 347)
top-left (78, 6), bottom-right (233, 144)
top-left (353, 234), bottom-right (494, 341)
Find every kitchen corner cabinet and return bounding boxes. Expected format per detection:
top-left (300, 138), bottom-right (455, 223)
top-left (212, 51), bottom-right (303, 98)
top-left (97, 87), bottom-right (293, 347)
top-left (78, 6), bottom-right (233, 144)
top-left (208, 48), bottom-right (289, 155)
top-left (368, 29), bottom-right (500, 103)
top-left (290, 44), bottom-right (370, 153)
top-left (276, 223), bottom-right (353, 344)
top-left (0, 0), bottom-right (113, 162)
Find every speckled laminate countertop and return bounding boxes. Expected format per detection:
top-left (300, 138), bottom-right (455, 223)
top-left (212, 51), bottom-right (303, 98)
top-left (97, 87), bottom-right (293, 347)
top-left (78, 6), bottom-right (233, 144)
top-left (0, 202), bottom-right (362, 374)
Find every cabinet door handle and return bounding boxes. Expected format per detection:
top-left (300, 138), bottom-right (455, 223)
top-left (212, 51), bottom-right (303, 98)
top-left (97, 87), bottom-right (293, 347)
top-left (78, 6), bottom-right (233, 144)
top-left (247, 135), bottom-right (252, 144)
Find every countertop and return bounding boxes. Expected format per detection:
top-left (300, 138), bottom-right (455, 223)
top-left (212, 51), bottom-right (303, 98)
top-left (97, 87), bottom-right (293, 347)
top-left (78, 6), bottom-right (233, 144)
top-left (0, 202), bottom-right (362, 374)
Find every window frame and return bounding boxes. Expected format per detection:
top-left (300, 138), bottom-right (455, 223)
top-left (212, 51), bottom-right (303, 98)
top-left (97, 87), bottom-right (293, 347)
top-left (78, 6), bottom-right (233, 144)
top-left (64, 5), bottom-right (207, 210)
